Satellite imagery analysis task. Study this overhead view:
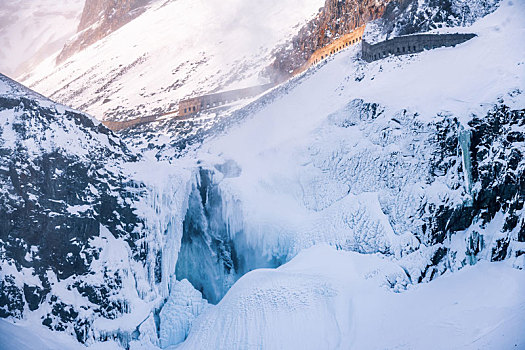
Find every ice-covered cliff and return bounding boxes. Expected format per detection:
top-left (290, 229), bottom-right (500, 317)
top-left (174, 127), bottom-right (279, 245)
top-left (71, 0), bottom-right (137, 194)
top-left (0, 73), bottom-right (175, 348)
top-left (165, 0), bottom-right (524, 347)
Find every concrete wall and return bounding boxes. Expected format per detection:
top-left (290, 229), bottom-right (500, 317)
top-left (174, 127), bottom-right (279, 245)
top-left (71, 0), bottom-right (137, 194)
top-left (178, 83), bottom-right (275, 117)
top-left (178, 26), bottom-right (366, 118)
top-left (102, 115), bottom-right (156, 131)
top-left (362, 33), bottom-right (476, 62)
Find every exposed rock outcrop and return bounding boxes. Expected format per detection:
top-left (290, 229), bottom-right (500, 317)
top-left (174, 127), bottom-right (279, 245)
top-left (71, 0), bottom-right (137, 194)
top-left (267, 0), bottom-right (390, 80)
top-left (377, 0), bottom-right (500, 39)
top-left (0, 73), bottom-right (146, 343)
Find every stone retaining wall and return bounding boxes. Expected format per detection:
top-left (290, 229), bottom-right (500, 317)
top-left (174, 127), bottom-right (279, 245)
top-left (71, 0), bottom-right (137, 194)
top-left (102, 115), bottom-right (156, 131)
top-left (362, 33), bottom-right (476, 62)
top-left (292, 25), bottom-right (366, 76)
top-left (178, 83), bottom-right (275, 117)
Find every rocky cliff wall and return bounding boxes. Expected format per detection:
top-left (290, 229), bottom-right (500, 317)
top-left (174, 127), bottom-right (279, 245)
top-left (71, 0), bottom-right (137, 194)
top-left (266, 0), bottom-right (390, 80)
top-left (377, 0), bottom-right (499, 40)
top-left (0, 73), bottom-right (149, 344)
top-left (291, 25), bottom-right (365, 77)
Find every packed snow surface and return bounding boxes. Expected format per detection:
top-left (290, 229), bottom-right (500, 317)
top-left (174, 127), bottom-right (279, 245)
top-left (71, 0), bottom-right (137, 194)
top-left (0, 318), bottom-right (123, 350)
top-left (0, 318), bottom-right (85, 350)
top-left (178, 245), bottom-right (525, 350)
top-left (3, 245), bottom-right (523, 350)
top-left (177, 246), bottom-right (525, 349)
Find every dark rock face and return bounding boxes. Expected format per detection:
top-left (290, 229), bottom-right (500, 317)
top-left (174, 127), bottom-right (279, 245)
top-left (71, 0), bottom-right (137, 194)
top-left (57, 0), bottom-right (152, 63)
top-left (379, 0), bottom-right (499, 39)
top-left (470, 106), bottom-right (525, 249)
top-left (0, 74), bottom-right (146, 343)
top-left (426, 104), bottom-right (525, 267)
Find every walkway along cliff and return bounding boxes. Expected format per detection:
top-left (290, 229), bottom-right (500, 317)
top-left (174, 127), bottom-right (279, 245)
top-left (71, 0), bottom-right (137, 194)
top-left (102, 26), bottom-right (366, 131)
top-left (178, 83), bottom-right (275, 117)
top-left (291, 25), bottom-right (365, 77)
top-left (102, 29), bottom-right (476, 131)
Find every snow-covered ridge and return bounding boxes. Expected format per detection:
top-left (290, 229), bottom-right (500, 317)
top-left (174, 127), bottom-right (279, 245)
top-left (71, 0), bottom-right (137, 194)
top-left (22, 0), bottom-right (325, 122)
top-left (0, 73), bottom-right (152, 346)
top-left (1, 73), bottom-right (52, 105)
top-left (164, 0), bottom-right (524, 336)
top-left (0, 73), bottom-right (114, 152)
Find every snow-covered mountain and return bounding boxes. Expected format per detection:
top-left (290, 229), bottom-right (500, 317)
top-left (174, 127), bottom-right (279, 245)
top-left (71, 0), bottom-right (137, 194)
top-left (155, 0), bottom-right (524, 347)
top-left (1, 0), bottom-right (524, 349)
top-left (161, 0), bottom-right (525, 299)
top-left (0, 0), bottom-right (83, 78)
top-left (0, 72), bottom-right (210, 348)
top-left (22, 0), bottom-right (325, 122)
top-left (0, 72), bottom-right (152, 343)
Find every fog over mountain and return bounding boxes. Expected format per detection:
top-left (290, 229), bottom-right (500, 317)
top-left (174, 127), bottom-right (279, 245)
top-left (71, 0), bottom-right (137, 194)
top-left (0, 0), bottom-right (83, 78)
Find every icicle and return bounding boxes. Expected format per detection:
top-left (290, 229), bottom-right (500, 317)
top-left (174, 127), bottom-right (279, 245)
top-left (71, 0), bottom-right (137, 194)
top-left (458, 125), bottom-right (473, 204)
top-left (135, 165), bottom-right (194, 300)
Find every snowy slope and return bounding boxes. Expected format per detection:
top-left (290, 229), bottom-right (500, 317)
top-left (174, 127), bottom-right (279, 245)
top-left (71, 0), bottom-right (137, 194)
top-left (0, 72), bottom-right (216, 349)
top-left (0, 0), bottom-right (83, 78)
top-left (0, 318), bottom-right (86, 350)
top-left (0, 72), bottom-right (205, 349)
top-left (179, 245), bottom-right (525, 350)
top-left (6, 245), bottom-right (522, 350)
top-left (22, 0), bottom-right (324, 122)
top-left (171, 0), bottom-right (522, 264)
top-left (155, 0), bottom-right (525, 317)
